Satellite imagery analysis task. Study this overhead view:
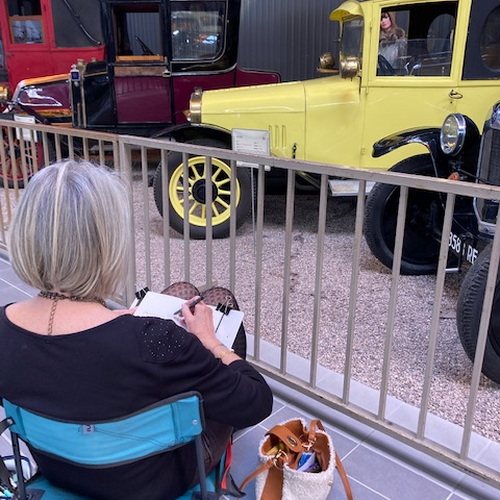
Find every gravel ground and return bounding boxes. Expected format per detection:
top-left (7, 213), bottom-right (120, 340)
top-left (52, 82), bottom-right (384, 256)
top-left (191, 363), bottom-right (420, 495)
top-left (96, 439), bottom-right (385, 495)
top-left (130, 178), bottom-right (500, 443)
top-left (2, 176), bottom-right (499, 442)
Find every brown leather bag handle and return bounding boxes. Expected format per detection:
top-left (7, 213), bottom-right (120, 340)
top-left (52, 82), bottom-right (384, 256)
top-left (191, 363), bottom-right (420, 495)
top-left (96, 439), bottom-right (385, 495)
top-left (307, 419), bottom-right (325, 444)
top-left (239, 457), bottom-right (275, 492)
top-left (266, 424), bottom-right (304, 453)
top-left (335, 452), bottom-right (354, 500)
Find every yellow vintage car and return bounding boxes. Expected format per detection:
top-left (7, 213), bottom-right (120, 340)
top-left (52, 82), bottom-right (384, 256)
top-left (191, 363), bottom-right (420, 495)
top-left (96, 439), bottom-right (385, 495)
top-left (154, 0), bottom-right (500, 238)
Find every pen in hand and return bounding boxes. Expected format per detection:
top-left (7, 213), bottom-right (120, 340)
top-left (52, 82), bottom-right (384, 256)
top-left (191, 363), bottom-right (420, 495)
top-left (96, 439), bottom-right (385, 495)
top-left (174, 295), bottom-right (205, 316)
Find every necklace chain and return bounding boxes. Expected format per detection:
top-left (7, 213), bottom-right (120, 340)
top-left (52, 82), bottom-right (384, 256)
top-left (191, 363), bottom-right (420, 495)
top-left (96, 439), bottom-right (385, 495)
top-left (38, 290), bottom-right (107, 335)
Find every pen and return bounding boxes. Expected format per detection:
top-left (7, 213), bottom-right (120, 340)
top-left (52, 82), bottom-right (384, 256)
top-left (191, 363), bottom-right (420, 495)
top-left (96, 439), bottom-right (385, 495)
top-left (174, 294), bottom-right (205, 315)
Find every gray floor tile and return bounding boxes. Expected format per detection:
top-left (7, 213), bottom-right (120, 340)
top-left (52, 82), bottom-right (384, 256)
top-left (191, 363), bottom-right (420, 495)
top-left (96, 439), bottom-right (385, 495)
top-left (342, 445), bottom-right (451, 500)
top-left (453, 473), bottom-right (500, 500)
top-left (330, 477), bottom-right (390, 499)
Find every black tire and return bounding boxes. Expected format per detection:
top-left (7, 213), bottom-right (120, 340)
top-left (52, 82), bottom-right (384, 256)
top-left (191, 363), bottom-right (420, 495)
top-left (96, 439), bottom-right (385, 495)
top-left (364, 154), bottom-right (446, 275)
top-left (457, 244), bottom-right (500, 383)
top-left (153, 138), bottom-right (253, 239)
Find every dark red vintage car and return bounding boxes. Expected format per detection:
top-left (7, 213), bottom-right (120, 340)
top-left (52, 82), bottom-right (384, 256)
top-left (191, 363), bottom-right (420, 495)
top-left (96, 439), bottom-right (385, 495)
top-left (1, 0), bottom-right (280, 185)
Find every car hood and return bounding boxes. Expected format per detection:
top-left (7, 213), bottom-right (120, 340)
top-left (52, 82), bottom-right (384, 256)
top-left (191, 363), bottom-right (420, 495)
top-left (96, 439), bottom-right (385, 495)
top-left (200, 80), bottom-right (307, 124)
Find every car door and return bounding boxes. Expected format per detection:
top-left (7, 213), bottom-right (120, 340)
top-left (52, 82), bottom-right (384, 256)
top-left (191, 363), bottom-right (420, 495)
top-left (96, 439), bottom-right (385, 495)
top-left (458, 0), bottom-right (500, 118)
top-left (360, 1), bottom-right (463, 169)
top-left (109, 1), bottom-right (172, 125)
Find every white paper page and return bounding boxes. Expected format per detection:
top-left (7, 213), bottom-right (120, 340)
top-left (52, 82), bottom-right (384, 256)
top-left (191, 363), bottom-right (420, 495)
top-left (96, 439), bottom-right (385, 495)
top-left (133, 292), bottom-right (243, 347)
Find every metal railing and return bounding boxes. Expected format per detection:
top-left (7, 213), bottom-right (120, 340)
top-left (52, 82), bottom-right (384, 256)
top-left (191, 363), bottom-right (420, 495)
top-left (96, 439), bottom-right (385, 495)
top-left (1, 121), bottom-right (499, 488)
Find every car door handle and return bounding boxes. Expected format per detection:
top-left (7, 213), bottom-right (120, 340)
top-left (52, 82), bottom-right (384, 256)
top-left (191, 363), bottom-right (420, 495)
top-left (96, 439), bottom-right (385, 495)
top-left (449, 89), bottom-right (463, 99)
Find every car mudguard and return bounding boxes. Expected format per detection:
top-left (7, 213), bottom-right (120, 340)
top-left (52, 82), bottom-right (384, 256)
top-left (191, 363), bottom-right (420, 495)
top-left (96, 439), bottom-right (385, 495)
top-left (373, 127), bottom-right (442, 159)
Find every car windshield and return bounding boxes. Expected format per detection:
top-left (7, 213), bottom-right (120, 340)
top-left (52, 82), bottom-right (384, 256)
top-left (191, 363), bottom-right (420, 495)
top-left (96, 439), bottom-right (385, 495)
top-left (339, 17), bottom-right (363, 63)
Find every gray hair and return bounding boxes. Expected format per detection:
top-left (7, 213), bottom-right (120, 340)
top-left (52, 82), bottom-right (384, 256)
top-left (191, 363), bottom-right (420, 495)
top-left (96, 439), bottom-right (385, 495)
top-left (8, 160), bottom-right (132, 299)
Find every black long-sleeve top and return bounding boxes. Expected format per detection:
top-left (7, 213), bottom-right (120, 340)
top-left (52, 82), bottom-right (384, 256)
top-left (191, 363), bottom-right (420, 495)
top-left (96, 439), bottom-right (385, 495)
top-left (0, 307), bottom-right (273, 499)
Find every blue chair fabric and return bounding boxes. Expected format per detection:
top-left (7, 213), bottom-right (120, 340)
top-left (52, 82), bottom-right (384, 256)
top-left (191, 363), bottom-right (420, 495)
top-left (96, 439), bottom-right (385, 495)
top-left (1, 392), bottom-right (221, 499)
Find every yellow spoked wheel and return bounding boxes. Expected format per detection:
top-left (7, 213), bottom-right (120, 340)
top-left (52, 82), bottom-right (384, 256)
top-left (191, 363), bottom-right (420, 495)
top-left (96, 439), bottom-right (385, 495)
top-left (153, 140), bottom-right (253, 239)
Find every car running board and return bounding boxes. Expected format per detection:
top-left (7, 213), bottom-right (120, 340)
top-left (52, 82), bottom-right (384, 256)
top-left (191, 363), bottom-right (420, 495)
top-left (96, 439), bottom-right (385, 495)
top-left (328, 179), bottom-right (375, 197)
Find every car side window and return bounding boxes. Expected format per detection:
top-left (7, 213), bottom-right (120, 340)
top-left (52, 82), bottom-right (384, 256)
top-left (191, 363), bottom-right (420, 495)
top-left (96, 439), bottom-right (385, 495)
top-left (377, 2), bottom-right (458, 77)
top-left (480, 7), bottom-right (500, 70)
top-left (112, 3), bottom-right (163, 61)
top-left (8, 0), bottom-right (44, 45)
top-left (171, 1), bottom-right (225, 61)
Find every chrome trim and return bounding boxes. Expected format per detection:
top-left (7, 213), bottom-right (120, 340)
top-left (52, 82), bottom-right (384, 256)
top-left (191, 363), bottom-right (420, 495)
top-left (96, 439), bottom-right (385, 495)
top-left (440, 113), bottom-right (466, 155)
top-left (189, 87), bottom-right (203, 124)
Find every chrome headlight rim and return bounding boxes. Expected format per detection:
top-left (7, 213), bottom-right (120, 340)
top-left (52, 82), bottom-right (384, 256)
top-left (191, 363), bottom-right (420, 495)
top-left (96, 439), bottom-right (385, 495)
top-left (440, 113), bottom-right (467, 156)
top-left (189, 87), bottom-right (203, 124)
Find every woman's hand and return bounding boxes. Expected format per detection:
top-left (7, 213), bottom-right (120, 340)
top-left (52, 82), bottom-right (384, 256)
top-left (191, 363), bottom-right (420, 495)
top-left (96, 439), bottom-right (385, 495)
top-left (181, 300), bottom-right (219, 350)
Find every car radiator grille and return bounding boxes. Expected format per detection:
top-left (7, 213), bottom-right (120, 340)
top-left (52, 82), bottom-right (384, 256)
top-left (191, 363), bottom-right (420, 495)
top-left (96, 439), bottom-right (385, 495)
top-left (479, 127), bottom-right (500, 186)
top-left (476, 126), bottom-right (500, 227)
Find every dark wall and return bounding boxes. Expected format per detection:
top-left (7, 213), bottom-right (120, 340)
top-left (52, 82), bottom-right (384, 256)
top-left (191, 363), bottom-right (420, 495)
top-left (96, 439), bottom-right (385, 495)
top-left (239, 0), bottom-right (342, 81)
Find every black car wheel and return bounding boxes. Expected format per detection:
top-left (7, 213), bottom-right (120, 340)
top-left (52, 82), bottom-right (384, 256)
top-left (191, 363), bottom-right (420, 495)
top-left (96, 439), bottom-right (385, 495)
top-left (364, 154), bottom-right (446, 275)
top-left (457, 244), bottom-right (500, 384)
top-left (153, 138), bottom-right (253, 239)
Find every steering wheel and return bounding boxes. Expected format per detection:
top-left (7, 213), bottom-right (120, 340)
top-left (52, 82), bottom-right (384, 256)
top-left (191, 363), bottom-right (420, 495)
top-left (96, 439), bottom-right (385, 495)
top-left (377, 54), bottom-right (396, 76)
top-left (135, 36), bottom-right (155, 55)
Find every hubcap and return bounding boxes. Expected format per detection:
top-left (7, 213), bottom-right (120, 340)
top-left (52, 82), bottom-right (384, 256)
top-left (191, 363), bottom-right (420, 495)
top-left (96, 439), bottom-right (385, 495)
top-left (168, 155), bottom-right (241, 228)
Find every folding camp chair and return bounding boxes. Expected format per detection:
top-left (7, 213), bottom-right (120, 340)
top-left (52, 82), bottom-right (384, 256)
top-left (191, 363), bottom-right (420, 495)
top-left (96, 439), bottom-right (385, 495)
top-left (0, 391), bottom-right (223, 499)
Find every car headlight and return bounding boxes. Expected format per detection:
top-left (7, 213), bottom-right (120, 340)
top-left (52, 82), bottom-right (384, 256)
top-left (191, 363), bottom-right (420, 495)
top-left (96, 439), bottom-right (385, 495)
top-left (440, 113), bottom-right (467, 155)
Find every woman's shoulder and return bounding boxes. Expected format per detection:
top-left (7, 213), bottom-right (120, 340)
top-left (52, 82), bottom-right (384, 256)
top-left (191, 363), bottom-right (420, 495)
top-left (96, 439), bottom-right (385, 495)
top-left (132, 315), bottom-right (195, 362)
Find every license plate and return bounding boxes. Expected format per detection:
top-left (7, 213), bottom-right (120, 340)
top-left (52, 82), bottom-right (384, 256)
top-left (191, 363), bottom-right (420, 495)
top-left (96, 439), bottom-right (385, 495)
top-left (449, 231), bottom-right (479, 265)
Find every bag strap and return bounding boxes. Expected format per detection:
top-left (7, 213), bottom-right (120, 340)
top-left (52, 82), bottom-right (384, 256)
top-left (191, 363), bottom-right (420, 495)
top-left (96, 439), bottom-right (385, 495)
top-left (335, 452), bottom-right (353, 500)
top-left (307, 419), bottom-right (324, 445)
top-left (238, 456), bottom-right (275, 491)
top-left (310, 420), bottom-right (353, 500)
top-left (266, 424), bottom-right (304, 453)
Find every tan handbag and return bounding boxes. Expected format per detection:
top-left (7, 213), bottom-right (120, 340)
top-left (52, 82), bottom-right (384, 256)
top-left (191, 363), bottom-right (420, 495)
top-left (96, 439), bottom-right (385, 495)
top-left (239, 418), bottom-right (353, 500)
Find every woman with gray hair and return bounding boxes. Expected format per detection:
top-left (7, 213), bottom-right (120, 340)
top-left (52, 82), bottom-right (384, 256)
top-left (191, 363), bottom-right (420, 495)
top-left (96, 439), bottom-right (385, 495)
top-left (0, 161), bottom-right (272, 499)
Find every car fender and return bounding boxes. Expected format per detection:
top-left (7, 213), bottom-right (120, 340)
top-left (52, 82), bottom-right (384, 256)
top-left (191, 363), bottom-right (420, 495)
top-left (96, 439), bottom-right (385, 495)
top-left (152, 123), bottom-right (231, 146)
top-left (373, 127), bottom-right (442, 160)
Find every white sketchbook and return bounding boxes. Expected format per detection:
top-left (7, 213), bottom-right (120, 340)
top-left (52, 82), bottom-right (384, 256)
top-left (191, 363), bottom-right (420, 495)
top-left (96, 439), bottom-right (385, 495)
top-left (133, 291), bottom-right (244, 348)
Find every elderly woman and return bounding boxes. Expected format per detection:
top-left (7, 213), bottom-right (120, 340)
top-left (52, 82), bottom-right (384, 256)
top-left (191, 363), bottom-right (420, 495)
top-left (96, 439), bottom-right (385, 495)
top-left (379, 11), bottom-right (407, 73)
top-left (0, 161), bottom-right (272, 499)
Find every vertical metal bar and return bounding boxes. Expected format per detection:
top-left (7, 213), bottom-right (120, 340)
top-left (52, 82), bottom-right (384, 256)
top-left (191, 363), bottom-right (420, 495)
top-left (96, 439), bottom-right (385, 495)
top-left (205, 154), bottom-right (213, 286)
top-left (18, 133), bottom-right (28, 188)
top-left (0, 127), bottom-right (12, 222)
top-left (378, 184), bottom-right (408, 420)
top-left (182, 151), bottom-right (191, 280)
top-left (7, 127), bottom-right (19, 193)
top-left (11, 432), bottom-right (27, 500)
top-left (83, 137), bottom-right (90, 161)
top-left (112, 140), bottom-right (120, 173)
top-left (253, 165), bottom-right (266, 360)
top-left (42, 131), bottom-right (50, 165)
top-left (54, 133), bottom-right (62, 161)
top-left (280, 169), bottom-right (296, 373)
top-left (141, 146), bottom-right (152, 289)
top-left (194, 434), bottom-right (208, 499)
top-left (119, 139), bottom-right (137, 306)
top-left (30, 129), bottom-right (39, 176)
top-left (418, 193), bottom-right (455, 438)
top-left (67, 134), bottom-right (75, 160)
top-left (161, 148), bottom-right (171, 287)
top-left (460, 213), bottom-right (500, 458)
top-left (343, 180), bottom-right (366, 403)
top-left (229, 160), bottom-right (238, 291)
top-left (99, 141), bottom-right (105, 166)
top-left (310, 174), bottom-right (328, 388)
